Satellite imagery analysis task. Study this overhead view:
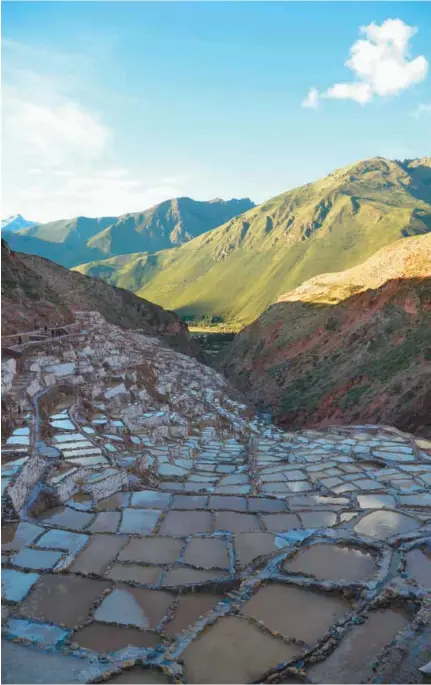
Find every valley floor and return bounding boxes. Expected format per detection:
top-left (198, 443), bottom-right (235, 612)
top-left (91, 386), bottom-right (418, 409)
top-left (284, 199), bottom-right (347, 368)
top-left (189, 329), bottom-right (236, 362)
top-left (1, 312), bottom-right (430, 684)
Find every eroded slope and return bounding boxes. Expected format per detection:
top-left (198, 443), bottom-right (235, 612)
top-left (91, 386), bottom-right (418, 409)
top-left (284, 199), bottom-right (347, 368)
top-left (222, 235), bottom-right (431, 436)
top-left (1, 240), bottom-right (200, 360)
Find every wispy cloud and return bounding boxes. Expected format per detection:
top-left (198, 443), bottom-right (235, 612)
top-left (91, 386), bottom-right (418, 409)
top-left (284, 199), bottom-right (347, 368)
top-left (412, 103), bottom-right (431, 118)
top-left (4, 88), bottom-right (110, 166)
top-left (303, 19), bottom-right (428, 109)
top-left (302, 88), bottom-right (320, 110)
top-left (20, 167), bottom-right (180, 221)
top-left (1, 40), bottom-right (183, 221)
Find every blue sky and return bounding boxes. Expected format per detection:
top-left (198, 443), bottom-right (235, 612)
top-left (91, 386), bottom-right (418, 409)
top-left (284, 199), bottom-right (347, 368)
top-left (2, 1), bottom-right (431, 222)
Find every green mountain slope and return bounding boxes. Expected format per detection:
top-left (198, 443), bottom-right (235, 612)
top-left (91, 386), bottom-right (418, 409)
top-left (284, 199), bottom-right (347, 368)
top-left (75, 157), bottom-right (431, 326)
top-left (5, 197), bottom-right (254, 268)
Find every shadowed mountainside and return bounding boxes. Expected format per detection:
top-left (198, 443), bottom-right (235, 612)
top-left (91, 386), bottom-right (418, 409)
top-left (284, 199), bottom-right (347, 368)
top-left (74, 156), bottom-right (431, 326)
top-left (1, 239), bottom-right (203, 360)
top-left (221, 234), bottom-right (431, 437)
top-left (5, 197), bottom-right (254, 268)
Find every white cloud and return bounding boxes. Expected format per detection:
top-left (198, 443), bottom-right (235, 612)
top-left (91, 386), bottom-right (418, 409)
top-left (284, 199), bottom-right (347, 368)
top-left (324, 82), bottom-right (372, 105)
top-left (1, 38), bottom-right (187, 222)
top-left (18, 168), bottom-right (180, 221)
top-left (302, 87), bottom-right (320, 109)
top-left (413, 103), bottom-right (431, 118)
top-left (4, 90), bottom-right (110, 167)
top-left (303, 19), bottom-right (428, 109)
top-left (2, 75), bottom-right (182, 221)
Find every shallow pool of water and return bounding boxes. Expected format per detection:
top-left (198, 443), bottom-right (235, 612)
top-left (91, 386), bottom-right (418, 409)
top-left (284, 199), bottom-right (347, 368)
top-left (105, 444), bottom-right (117, 453)
top-left (68, 455), bottom-right (109, 466)
top-left (50, 420), bottom-right (75, 431)
top-left (11, 428), bottom-right (30, 437)
top-left (53, 433), bottom-right (87, 443)
top-left (6, 436), bottom-right (30, 446)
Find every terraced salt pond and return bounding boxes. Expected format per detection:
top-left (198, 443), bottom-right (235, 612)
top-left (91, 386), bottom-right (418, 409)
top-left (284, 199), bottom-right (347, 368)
top-left (1, 310), bottom-right (430, 683)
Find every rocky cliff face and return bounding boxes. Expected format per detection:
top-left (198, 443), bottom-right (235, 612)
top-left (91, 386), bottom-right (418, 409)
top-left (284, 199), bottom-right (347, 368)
top-left (1, 239), bottom-right (202, 360)
top-left (221, 235), bottom-right (431, 437)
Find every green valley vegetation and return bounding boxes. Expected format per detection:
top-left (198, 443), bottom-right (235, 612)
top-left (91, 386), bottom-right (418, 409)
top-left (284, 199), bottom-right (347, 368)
top-left (5, 197), bottom-right (254, 269)
top-left (74, 157), bottom-right (431, 326)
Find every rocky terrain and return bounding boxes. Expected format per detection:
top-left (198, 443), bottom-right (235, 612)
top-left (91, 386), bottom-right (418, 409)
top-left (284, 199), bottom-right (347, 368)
top-left (1, 304), bottom-right (431, 684)
top-left (5, 197), bottom-right (254, 269)
top-left (221, 235), bottom-right (431, 437)
top-left (1, 239), bottom-right (74, 335)
top-left (74, 157), bottom-right (431, 326)
top-left (1, 240), bottom-right (201, 360)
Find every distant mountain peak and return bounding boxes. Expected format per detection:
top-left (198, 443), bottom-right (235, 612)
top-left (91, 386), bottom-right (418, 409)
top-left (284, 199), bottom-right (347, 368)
top-left (209, 196), bottom-right (255, 206)
top-left (2, 213), bottom-right (24, 225)
top-left (1, 214), bottom-right (37, 233)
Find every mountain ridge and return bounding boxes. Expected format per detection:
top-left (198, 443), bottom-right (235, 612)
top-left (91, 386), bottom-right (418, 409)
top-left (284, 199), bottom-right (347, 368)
top-left (75, 156), bottom-right (431, 325)
top-left (5, 197), bottom-right (255, 268)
